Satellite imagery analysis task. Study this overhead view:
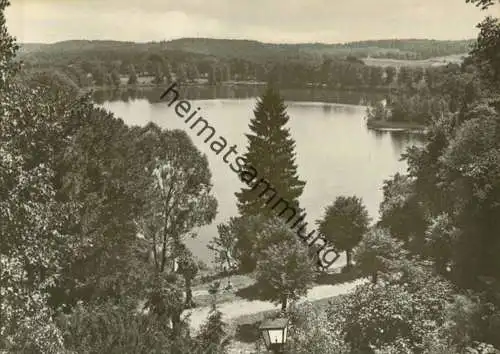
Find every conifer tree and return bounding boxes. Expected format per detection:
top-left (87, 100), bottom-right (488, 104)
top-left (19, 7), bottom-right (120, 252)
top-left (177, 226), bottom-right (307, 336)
top-left (235, 85), bottom-right (306, 219)
top-left (195, 282), bottom-right (230, 353)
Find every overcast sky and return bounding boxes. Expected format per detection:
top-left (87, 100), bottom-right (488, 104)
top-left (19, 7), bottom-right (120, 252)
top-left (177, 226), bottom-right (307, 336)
top-left (5, 0), bottom-right (500, 44)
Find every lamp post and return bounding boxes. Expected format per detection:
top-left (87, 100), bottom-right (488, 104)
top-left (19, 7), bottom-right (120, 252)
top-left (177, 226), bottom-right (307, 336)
top-left (259, 318), bottom-right (289, 354)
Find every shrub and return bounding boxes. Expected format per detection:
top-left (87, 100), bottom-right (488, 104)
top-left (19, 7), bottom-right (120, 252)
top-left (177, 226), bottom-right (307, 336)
top-left (443, 294), bottom-right (483, 350)
top-left (194, 281), bottom-right (231, 354)
top-left (287, 301), bottom-right (350, 354)
top-left (354, 227), bottom-right (407, 283)
top-left (330, 261), bottom-right (453, 352)
top-left (57, 299), bottom-right (189, 353)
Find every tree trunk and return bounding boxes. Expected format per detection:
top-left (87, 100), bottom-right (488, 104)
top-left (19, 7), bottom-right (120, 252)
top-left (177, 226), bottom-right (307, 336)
top-left (372, 271), bottom-right (378, 284)
top-left (185, 278), bottom-right (194, 308)
top-left (346, 249), bottom-right (352, 267)
top-left (280, 296), bottom-right (287, 312)
top-left (171, 310), bottom-right (182, 338)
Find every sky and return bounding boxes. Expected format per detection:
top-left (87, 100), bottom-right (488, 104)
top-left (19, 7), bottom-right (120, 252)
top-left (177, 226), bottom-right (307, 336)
top-left (5, 0), bottom-right (500, 44)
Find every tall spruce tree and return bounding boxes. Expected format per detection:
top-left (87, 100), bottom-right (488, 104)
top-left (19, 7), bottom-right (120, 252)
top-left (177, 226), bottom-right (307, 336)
top-left (236, 85), bottom-right (305, 219)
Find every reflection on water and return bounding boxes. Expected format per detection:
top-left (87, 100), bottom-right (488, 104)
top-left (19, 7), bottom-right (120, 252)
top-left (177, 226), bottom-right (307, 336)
top-left (92, 85), bottom-right (386, 106)
top-left (369, 129), bottom-right (425, 160)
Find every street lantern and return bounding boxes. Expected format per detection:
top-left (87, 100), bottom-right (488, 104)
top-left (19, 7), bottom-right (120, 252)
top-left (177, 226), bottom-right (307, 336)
top-left (259, 318), bottom-right (289, 353)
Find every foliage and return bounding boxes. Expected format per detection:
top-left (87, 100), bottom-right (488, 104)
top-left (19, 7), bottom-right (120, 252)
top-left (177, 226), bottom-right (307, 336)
top-left (177, 243), bottom-right (199, 308)
top-left (24, 69), bottom-right (80, 95)
top-left (127, 64), bottom-right (138, 84)
top-left (378, 173), bottom-right (427, 248)
top-left (18, 37), bottom-right (476, 93)
top-left (466, 0), bottom-right (499, 10)
top-left (236, 84), bottom-right (305, 219)
top-left (46, 99), bottom-right (148, 306)
top-left (254, 218), bottom-right (316, 311)
top-left (1, 6), bottom-right (218, 349)
top-left (219, 215), bottom-right (267, 273)
top-left (316, 195), bottom-right (371, 267)
top-left (286, 301), bottom-right (350, 354)
top-left (138, 126), bottom-right (217, 273)
top-left (208, 221), bottom-right (238, 274)
top-left (0, 0), bottom-right (17, 85)
top-left (374, 333), bottom-right (459, 354)
top-left (0, 84), bottom-right (68, 350)
top-left (366, 62), bottom-right (480, 125)
top-left (143, 272), bottom-right (184, 321)
top-left (0, 1), bottom-right (70, 349)
top-left (330, 262), bottom-right (454, 352)
top-left (3, 0), bottom-right (500, 352)
top-left (1, 2), bottom-right (159, 349)
top-left (233, 86), bottom-right (306, 273)
top-left (57, 298), bottom-right (188, 353)
top-left (422, 101), bottom-right (500, 288)
top-left (195, 282), bottom-right (231, 354)
top-left (366, 101), bottom-right (388, 122)
top-left (441, 294), bottom-right (484, 350)
top-left (354, 227), bottom-right (408, 283)
top-left (423, 213), bottom-right (458, 274)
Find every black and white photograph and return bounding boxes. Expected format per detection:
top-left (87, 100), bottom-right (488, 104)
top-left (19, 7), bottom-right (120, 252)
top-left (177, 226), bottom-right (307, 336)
top-left (1, 0), bottom-right (500, 352)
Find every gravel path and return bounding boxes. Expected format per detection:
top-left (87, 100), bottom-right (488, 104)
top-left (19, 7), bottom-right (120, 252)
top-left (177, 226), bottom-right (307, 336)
top-left (185, 278), bottom-right (367, 332)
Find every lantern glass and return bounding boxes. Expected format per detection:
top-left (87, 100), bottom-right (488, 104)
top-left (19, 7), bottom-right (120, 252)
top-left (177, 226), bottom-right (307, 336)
top-left (259, 318), bottom-right (289, 349)
top-left (268, 328), bottom-right (284, 344)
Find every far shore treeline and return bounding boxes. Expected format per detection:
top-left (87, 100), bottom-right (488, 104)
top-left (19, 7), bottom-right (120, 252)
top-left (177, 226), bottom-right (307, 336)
top-left (18, 37), bottom-right (468, 94)
top-left (18, 37), bottom-right (474, 129)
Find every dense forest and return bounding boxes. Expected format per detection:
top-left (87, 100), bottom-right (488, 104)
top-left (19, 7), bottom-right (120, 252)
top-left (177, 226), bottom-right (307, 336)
top-left (156, 38), bottom-right (474, 61)
top-left (19, 38), bottom-right (474, 61)
top-left (2, 0), bottom-right (500, 353)
top-left (16, 37), bottom-right (471, 94)
top-left (366, 60), bottom-right (482, 127)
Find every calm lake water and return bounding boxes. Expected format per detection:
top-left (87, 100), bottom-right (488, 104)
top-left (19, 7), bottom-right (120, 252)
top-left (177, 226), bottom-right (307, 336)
top-left (98, 87), bottom-right (423, 266)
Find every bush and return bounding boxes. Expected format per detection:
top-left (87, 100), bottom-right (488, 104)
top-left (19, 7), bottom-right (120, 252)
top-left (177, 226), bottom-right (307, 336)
top-left (443, 294), bottom-right (483, 350)
top-left (330, 261), bottom-right (453, 352)
top-left (195, 309), bottom-right (230, 354)
top-left (354, 227), bottom-right (407, 283)
top-left (286, 301), bottom-right (350, 354)
top-left (194, 281), bottom-right (231, 354)
top-left (57, 299), bottom-right (190, 353)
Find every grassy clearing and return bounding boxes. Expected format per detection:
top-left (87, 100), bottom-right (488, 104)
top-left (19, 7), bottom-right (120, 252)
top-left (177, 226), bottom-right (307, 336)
top-left (363, 53), bottom-right (467, 68)
top-left (192, 274), bottom-right (256, 307)
top-left (225, 294), bottom-right (348, 353)
top-left (189, 268), bottom-right (361, 353)
top-left (191, 268), bottom-right (359, 307)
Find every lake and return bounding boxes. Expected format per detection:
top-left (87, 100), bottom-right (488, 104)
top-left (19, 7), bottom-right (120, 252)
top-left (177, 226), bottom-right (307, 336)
top-left (98, 86), bottom-right (423, 266)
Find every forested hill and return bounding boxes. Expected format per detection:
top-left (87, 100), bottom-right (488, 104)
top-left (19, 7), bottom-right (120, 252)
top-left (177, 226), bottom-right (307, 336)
top-left (18, 38), bottom-right (475, 62)
top-left (165, 38), bottom-right (475, 60)
top-left (18, 40), bottom-right (136, 54)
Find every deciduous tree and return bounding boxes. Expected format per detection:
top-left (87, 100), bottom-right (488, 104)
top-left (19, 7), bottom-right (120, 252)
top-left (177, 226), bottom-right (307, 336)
top-left (255, 218), bottom-right (315, 311)
top-left (128, 64), bottom-right (138, 85)
top-left (316, 196), bottom-right (370, 268)
top-left (138, 128), bottom-right (217, 274)
top-left (208, 221), bottom-right (238, 286)
top-left (177, 243), bottom-right (199, 308)
top-left (354, 227), bottom-right (407, 283)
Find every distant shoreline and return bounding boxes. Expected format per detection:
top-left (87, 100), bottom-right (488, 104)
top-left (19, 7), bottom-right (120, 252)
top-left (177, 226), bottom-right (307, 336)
top-left (81, 81), bottom-right (395, 95)
top-left (80, 81), bottom-right (266, 94)
top-left (366, 118), bottom-right (427, 133)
